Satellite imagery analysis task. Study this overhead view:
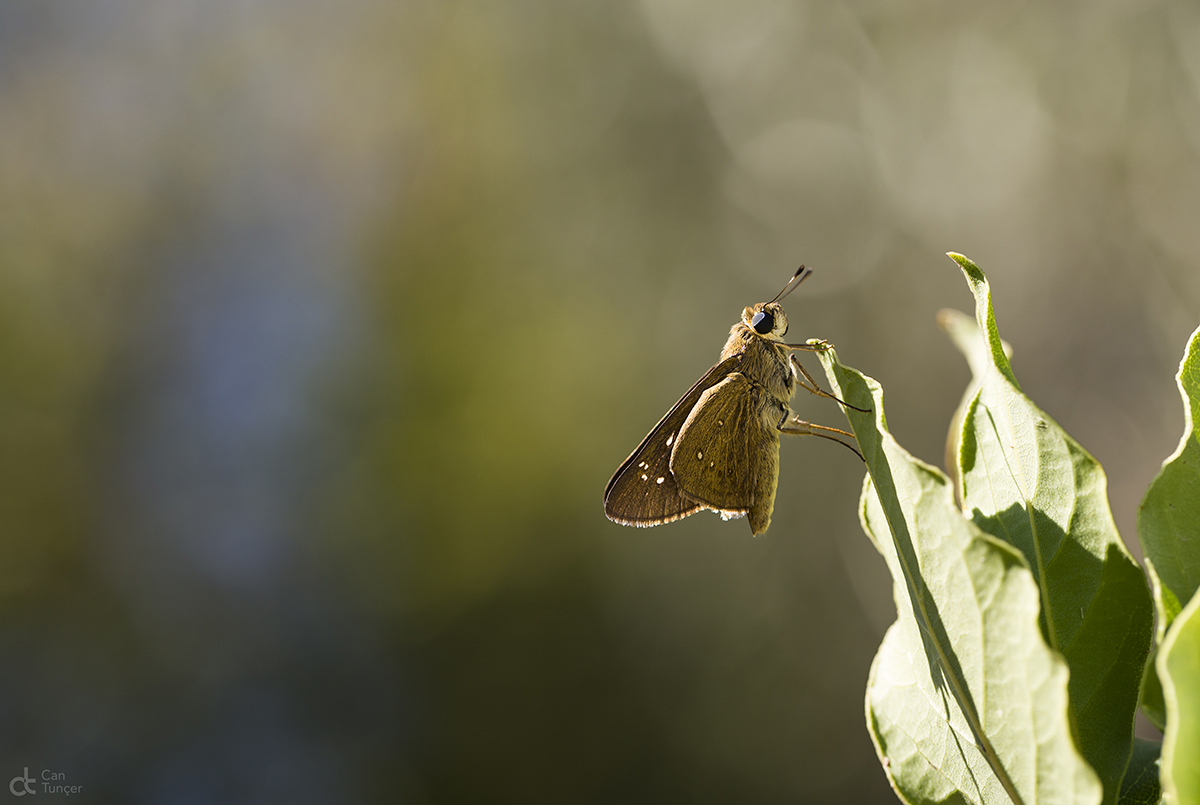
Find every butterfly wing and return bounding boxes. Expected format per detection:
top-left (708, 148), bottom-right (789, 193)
top-left (670, 372), bottom-right (774, 518)
top-left (604, 354), bottom-right (743, 527)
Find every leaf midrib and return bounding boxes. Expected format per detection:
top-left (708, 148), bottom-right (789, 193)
top-left (979, 387), bottom-right (1061, 655)
top-left (873, 473), bottom-right (1027, 805)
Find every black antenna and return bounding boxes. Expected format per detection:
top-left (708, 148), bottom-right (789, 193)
top-left (769, 265), bottom-right (812, 304)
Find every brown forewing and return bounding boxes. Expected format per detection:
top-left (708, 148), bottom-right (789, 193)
top-left (604, 354), bottom-right (744, 527)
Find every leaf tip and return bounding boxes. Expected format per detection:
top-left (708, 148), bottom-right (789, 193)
top-left (946, 252), bottom-right (986, 284)
top-left (936, 307), bottom-right (973, 341)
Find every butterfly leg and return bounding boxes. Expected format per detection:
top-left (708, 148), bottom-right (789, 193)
top-left (776, 410), bottom-right (864, 460)
top-left (782, 339), bottom-right (831, 352)
top-left (788, 354), bottom-right (871, 413)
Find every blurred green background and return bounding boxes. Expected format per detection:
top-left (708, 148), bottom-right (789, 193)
top-left (2, 1), bottom-right (1198, 802)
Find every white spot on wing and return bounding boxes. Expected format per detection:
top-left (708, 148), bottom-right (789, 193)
top-left (656, 477), bottom-right (664, 484)
top-left (640, 474), bottom-right (648, 481)
top-left (697, 451), bottom-right (703, 459)
top-left (666, 432), bottom-right (674, 446)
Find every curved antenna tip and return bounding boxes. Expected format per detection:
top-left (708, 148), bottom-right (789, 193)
top-left (770, 265), bottom-right (814, 304)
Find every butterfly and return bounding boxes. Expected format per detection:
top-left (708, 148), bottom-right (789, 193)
top-left (604, 267), bottom-right (864, 536)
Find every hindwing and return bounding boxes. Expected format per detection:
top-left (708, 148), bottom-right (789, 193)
top-left (669, 373), bottom-right (770, 513)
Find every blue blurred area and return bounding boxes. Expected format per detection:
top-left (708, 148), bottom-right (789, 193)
top-left (99, 228), bottom-right (402, 803)
top-left (0, 0), bottom-right (1196, 801)
top-left (113, 227), bottom-right (344, 587)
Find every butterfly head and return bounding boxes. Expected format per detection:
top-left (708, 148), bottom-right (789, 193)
top-left (743, 302), bottom-right (789, 340)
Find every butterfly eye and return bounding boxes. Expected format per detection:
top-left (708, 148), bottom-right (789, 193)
top-left (751, 310), bottom-right (775, 335)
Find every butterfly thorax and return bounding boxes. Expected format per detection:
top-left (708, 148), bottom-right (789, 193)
top-left (720, 328), bottom-right (794, 400)
top-left (720, 302), bottom-right (795, 406)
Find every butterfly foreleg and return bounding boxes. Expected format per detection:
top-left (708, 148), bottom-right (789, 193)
top-left (781, 339), bottom-right (831, 352)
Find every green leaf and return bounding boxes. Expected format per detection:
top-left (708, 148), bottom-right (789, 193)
top-left (1140, 644), bottom-right (1167, 732)
top-left (936, 307), bottom-right (1011, 495)
top-left (1141, 561), bottom-right (1178, 730)
top-left (1116, 739), bottom-right (1162, 805)
top-left (1158, 591), bottom-right (1200, 805)
top-left (1138, 323), bottom-right (1200, 639)
top-left (819, 348), bottom-right (1102, 805)
top-left (945, 253), bottom-right (1154, 804)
